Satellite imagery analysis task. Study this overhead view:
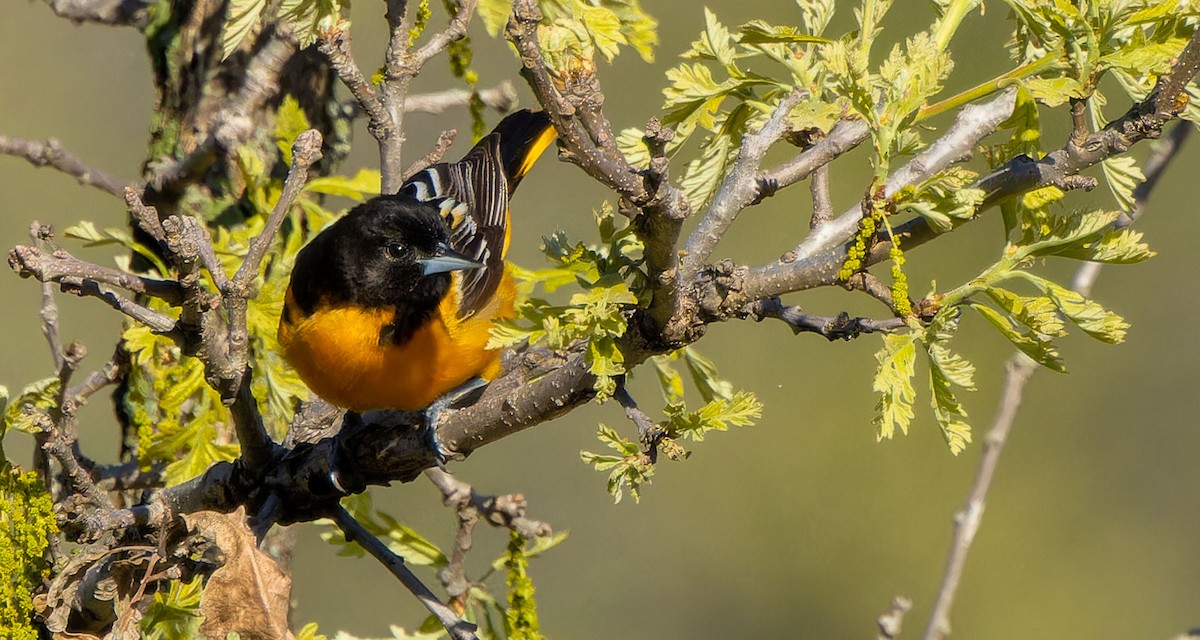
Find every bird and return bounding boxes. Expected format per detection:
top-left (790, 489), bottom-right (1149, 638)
top-left (277, 109), bottom-right (556, 436)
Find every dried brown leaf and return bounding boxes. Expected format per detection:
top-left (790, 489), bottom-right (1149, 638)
top-left (186, 507), bottom-right (294, 640)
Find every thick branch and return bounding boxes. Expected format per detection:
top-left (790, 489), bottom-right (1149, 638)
top-left (735, 88), bottom-right (1018, 305)
top-left (682, 88), bottom-right (808, 280)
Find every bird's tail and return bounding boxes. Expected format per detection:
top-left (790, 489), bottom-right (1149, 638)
top-left (487, 109), bottom-right (556, 191)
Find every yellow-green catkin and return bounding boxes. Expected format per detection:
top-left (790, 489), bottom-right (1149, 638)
top-left (1, 464), bottom-right (57, 640)
top-left (889, 244), bottom-right (912, 317)
top-left (839, 208), bottom-right (878, 281)
top-left (407, 0), bottom-right (432, 47)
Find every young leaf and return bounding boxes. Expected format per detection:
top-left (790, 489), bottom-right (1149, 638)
top-left (926, 343), bottom-right (975, 455)
top-left (581, 425), bottom-right (652, 503)
top-left (3, 377), bottom-right (61, 434)
top-left (1030, 277), bottom-right (1130, 344)
top-left (222, 0), bottom-right (268, 59)
top-left (985, 287), bottom-right (1067, 337)
top-left (681, 347), bottom-right (733, 402)
top-left (1099, 154), bottom-right (1146, 214)
top-left (872, 334), bottom-right (918, 441)
top-left (1052, 227), bottom-right (1154, 264)
top-left (970, 303), bottom-right (1067, 372)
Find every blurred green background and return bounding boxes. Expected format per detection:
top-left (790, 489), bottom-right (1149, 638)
top-left (3, 2), bottom-right (1199, 638)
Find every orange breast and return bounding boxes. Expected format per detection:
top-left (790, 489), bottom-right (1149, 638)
top-left (278, 271), bottom-right (516, 412)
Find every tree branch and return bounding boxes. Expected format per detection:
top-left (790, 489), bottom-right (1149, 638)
top-left (921, 118), bottom-right (1191, 640)
top-left (0, 135), bottom-right (127, 197)
top-left (426, 468), bottom-right (552, 599)
top-left (331, 505), bottom-right (479, 640)
top-left (733, 87), bottom-right (1017, 305)
top-left (405, 82), bottom-right (518, 114)
top-left (681, 87), bottom-right (808, 282)
top-left (748, 297), bottom-right (906, 341)
top-left (402, 129), bottom-right (458, 181)
top-left (43, 0), bottom-right (150, 27)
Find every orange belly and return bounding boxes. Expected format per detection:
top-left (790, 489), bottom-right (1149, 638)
top-left (278, 274), bottom-right (515, 412)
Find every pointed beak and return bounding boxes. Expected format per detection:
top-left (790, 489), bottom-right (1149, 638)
top-left (419, 242), bottom-right (484, 276)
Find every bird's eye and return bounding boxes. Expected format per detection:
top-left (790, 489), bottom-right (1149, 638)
top-left (385, 242), bottom-right (407, 259)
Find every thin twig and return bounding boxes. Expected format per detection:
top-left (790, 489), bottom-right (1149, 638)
top-left (44, 0), bottom-right (150, 26)
top-left (878, 596), bottom-right (913, 640)
top-left (65, 348), bottom-right (126, 406)
top-left (921, 119), bottom-right (1190, 640)
top-left (425, 468), bottom-right (552, 540)
top-left (613, 383), bottom-right (658, 441)
top-left (8, 243), bottom-right (186, 303)
top-left (318, 26), bottom-right (395, 172)
top-left (401, 129), bottom-right (458, 181)
top-left (0, 135), bottom-right (127, 197)
top-left (749, 298), bottom-right (906, 341)
top-left (332, 506), bottom-right (479, 640)
top-left (231, 130), bottom-right (323, 289)
top-left (31, 223), bottom-right (65, 370)
top-left (809, 164), bottom-right (833, 229)
top-left (405, 82), bottom-right (518, 114)
top-left (57, 279), bottom-right (179, 335)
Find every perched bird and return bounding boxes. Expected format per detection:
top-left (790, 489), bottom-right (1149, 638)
top-left (277, 110), bottom-right (556, 424)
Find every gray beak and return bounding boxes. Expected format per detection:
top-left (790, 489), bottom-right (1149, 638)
top-left (419, 242), bottom-right (484, 276)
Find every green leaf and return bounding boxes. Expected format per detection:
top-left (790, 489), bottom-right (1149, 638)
top-left (477, 0), bottom-right (513, 35)
top-left (581, 425), bottom-right (652, 503)
top-left (275, 95), bottom-right (312, 165)
top-left (666, 390), bottom-right (761, 441)
top-left (1022, 209), bottom-right (1122, 258)
top-left (926, 343), bottom-right (974, 455)
top-left (1099, 154), bottom-right (1145, 214)
top-left (681, 347), bottom-right (733, 402)
top-left (1053, 227), bottom-right (1154, 264)
top-left (738, 20), bottom-right (832, 45)
top-left (797, 0), bottom-right (836, 36)
top-left (985, 287), bottom-right (1066, 337)
top-left (970, 303), bottom-right (1067, 372)
top-left (872, 334), bottom-right (918, 442)
top-left (63, 220), bottom-right (171, 276)
top-left (1024, 76), bottom-right (1086, 107)
top-left (686, 8), bottom-right (737, 68)
top-left (538, 0), bottom-right (658, 63)
top-left (3, 377), bottom-right (61, 434)
top-left (680, 130), bottom-right (735, 210)
top-left (222, 0), bottom-right (268, 59)
top-left (279, 0), bottom-right (346, 49)
top-left (649, 354), bottom-right (685, 404)
top-left (890, 167), bottom-right (984, 233)
top-left (304, 169), bottom-right (382, 201)
top-left (1029, 277), bottom-right (1129, 344)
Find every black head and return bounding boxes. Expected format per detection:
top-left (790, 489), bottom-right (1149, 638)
top-left (289, 194), bottom-right (481, 342)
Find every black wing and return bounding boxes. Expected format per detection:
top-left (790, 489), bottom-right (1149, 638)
top-left (399, 110), bottom-right (555, 317)
top-left (401, 135), bottom-right (508, 317)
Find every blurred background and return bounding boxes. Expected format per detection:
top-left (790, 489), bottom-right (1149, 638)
top-left (2, 2), bottom-right (1198, 638)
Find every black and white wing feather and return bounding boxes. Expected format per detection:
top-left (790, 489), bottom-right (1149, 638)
top-left (401, 135), bottom-right (509, 317)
